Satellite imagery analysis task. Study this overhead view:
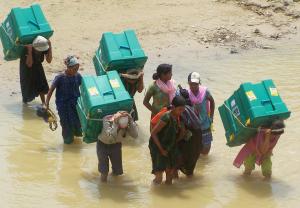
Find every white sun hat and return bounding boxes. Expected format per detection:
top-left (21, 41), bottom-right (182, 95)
top-left (32, 35), bottom-right (49, 52)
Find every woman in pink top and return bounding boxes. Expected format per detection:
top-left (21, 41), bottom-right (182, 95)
top-left (233, 120), bottom-right (285, 178)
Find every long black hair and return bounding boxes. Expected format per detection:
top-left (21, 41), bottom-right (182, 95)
top-left (178, 84), bottom-right (192, 106)
top-left (270, 119), bottom-right (285, 135)
top-left (152, 64), bottom-right (172, 80)
top-left (171, 95), bottom-right (186, 107)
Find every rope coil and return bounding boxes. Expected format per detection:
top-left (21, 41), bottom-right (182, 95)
top-left (46, 108), bottom-right (58, 131)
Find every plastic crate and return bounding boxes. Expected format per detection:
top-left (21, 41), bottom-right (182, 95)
top-left (0, 4), bottom-right (53, 61)
top-left (218, 79), bottom-right (291, 147)
top-left (77, 71), bottom-right (133, 143)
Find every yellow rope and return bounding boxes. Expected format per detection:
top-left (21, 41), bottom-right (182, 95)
top-left (46, 108), bottom-right (58, 131)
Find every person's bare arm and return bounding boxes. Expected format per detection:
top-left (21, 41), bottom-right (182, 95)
top-left (45, 40), bottom-right (52, 63)
top-left (136, 71), bottom-right (144, 93)
top-left (207, 94), bottom-right (215, 121)
top-left (45, 85), bottom-right (55, 109)
top-left (143, 89), bottom-right (154, 112)
top-left (151, 120), bottom-right (168, 156)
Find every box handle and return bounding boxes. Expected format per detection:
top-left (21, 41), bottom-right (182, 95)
top-left (261, 99), bottom-right (271, 105)
top-left (102, 90), bottom-right (113, 95)
top-left (261, 99), bottom-right (275, 110)
top-left (28, 20), bottom-right (40, 29)
top-left (120, 45), bottom-right (130, 50)
top-left (119, 45), bottom-right (132, 55)
top-left (102, 90), bottom-right (116, 99)
top-left (122, 31), bottom-right (133, 55)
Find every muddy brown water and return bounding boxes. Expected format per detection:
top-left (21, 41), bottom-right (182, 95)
top-left (0, 39), bottom-right (299, 208)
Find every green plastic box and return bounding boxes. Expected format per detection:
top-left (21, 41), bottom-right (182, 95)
top-left (92, 50), bottom-right (106, 76)
top-left (94, 29), bottom-right (148, 74)
top-left (76, 71), bottom-right (133, 143)
top-left (218, 79), bottom-right (291, 147)
top-left (0, 4), bottom-right (53, 61)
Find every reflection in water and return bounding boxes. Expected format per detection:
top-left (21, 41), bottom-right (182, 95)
top-left (223, 174), bottom-right (291, 208)
top-left (0, 43), bottom-right (299, 207)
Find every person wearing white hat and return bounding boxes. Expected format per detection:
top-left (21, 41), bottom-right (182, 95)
top-left (45, 55), bottom-right (82, 144)
top-left (96, 111), bottom-right (138, 182)
top-left (188, 72), bottom-right (215, 155)
top-left (20, 35), bottom-right (52, 105)
top-left (32, 35), bottom-right (50, 52)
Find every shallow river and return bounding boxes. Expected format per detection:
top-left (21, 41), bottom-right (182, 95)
top-left (0, 39), bottom-right (299, 208)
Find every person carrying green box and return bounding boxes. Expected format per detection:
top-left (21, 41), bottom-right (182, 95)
top-left (20, 35), bottom-right (52, 105)
top-left (233, 119), bottom-right (285, 178)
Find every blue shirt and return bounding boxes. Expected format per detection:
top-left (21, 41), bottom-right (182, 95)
top-left (52, 73), bottom-right (82, 105)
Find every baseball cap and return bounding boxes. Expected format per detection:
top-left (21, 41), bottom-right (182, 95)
top-left (65, 55), bottom-right (79, 67)
top-left (32, 36), bottom-right (49, 52)
top-left (188, 72), bottom-right (201, 84)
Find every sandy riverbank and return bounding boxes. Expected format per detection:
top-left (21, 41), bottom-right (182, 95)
top-left (1, 0), bottom-right (300, 77)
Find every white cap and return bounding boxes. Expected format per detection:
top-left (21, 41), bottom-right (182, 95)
top-left (65, 55), bottom-right (79, 67)
top-left (32, 35), bottom-right (49, 52)
top-left (188, 72), bottom-right (201, 84)
top-left (118, 116), bottom-right (129, 129)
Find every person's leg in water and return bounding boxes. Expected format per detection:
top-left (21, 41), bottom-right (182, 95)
top-left (71, 104), bottom-right (82, 137)
top-left (173, 169), bottom-right (179, 179)
top-left (201, 129), bottom-right (213, 155)
top-left (201, 144), bottom-right (211, 155)
top-left (243, 154), bottom-right (256, 175)
top-left (97, 141), bottom-right (109, 182)
top-left (261, 155), bottom-right (272, 179)
top-left (58, 108), bottom-right (74, 144)
top-left (165, 168), bottom-right (174, 185)
top-left (153, 172), bottom-right (163, 184)
top-left (61, 123), bottom-right (74, 144)
top-left (109, 143), bottom-right (123, 176)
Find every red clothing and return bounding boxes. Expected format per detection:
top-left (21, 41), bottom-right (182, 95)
top-left (150, 107), bottom-right (168, 129)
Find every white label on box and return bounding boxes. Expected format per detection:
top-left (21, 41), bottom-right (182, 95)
top-left (246, 91), bottom-right (257, 101)
top-left (231, 99), bottom-right (236, 107)
top-left (88, 87), bottom-right (99, 96)
top-left (270, 87), bottom-right (279, 96)
top-left (110, 79), bottom-right (120, 88)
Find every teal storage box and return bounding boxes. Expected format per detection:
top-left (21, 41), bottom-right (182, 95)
top-left (0, 4), bottom-right (53, 61)
top-left (218, 79), bottom-right (291, 147)
top-left (94, 29), bottom-right (148, 74)
top-left (92, 50), bottom-right (106, 76)
top-left (76, 71), bottom-right (133, 143)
